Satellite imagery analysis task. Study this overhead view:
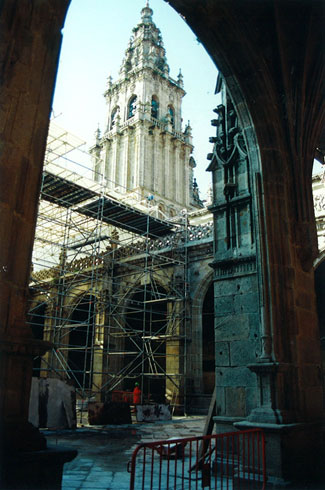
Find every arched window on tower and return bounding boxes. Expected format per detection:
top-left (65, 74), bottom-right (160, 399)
top-left (151, 96), bottom-right (159, 119)
top-left (110, 106), bottom-right (119, 129)
top-left (128, 95), bottom-right (137, 119)
top-left (168, 105), bottom-right (175, 128)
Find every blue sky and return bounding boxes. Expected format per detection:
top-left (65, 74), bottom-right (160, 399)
top-left (52, 0), bottom-right (323, 192)
top-left (52, 0), bottom-right (219, 198)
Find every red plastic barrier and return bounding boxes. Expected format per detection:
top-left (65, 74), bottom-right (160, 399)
top-left (128, 428), bottom-right (266, 489)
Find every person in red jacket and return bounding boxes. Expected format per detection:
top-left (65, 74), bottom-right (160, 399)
top-left (133, 382), bottom-right (141, 405)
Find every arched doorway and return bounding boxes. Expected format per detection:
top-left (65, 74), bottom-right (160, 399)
top-left (67, 294), bottom-right (96, 395)
top-left (123, 284), bottom-right (167, 403)
top-left (202, 283), bottom-right (215, 394)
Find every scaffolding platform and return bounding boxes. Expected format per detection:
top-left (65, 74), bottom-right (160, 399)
top-left (42, 170), bottom-right (174, 238)
top-left (28, 122), bottom-right (190, 415)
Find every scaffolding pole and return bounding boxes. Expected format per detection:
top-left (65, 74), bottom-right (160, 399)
top-left (28, 123), bottom-right (190, 413)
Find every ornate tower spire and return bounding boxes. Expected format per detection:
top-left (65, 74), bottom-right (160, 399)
top-left (90, 2), bottom-right (203, 214)
top-left (118, 3), bottom-right (169, 77)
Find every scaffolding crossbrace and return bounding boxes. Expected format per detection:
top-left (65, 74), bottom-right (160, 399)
top-left (28, 122), bottom-right (190, 412)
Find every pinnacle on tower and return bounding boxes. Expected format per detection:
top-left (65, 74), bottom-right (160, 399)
top-left (177, 69), bottom-right (184, 88)
top-left (113, 2), bottom-right (170, 78)
top-left (141, 1), bottom-right (153, 24)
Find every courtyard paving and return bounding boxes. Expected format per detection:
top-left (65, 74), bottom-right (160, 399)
top-left (45, 415), bottom-right (206, 490)
top-left (44, 415), bottom-right (325, 490)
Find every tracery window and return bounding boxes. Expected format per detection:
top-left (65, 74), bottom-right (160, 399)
top-left (151, 96), bottom-right (159, 119)
top-left (128, 95), bottom-right (137, 119)
top-left (110, 106), bottom-right (119, 129)
top-left (168, 105), bottom-right (175, 127)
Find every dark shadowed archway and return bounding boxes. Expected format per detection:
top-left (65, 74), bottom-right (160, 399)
top-left (123, 284), bottom-right (167, 402)
top-left (1, 0), bottom-right (324, 486)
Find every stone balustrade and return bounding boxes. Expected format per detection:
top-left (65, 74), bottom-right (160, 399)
top-left (31, 222), bottom-right (214, 282)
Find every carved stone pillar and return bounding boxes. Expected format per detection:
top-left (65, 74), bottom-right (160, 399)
top-left (92, 290), bottom-right (108, 401)
top-left (0, 1), bottom-right (76, 487)
top-left (165, 298), bottom-right (185, 413)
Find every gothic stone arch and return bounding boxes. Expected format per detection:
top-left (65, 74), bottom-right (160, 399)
top-left (189, 268), bottom-right (214, 400)
top-left (1, 0), bottom-right (324, 486)
top-left (111, 269), bottom-right (184, 405)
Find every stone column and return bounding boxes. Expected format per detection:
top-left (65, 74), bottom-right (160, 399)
top-left (0, 1), bottom-right (76, 487)
top-left (152, 131), bottom-right (158, 193)
top-left (174, 141), bottom-right (181, 204)
top-left (92, 291), bottom-right (107, 401)
top-left (165, 298), bottom-right (185, 413)
top-left (113, 134), bottom-right (121, 190)
top-left (234, 165), bottom-right (324, 484)
top-left (122, 131), bottom-right (129, 192)
top-left (41, 299), bottom-right (58, 378)
top-left (160, 133), bottom-right (167, 198)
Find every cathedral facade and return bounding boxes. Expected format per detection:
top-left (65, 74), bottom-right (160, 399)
top-left (27, 3), bottom-right (214, 415)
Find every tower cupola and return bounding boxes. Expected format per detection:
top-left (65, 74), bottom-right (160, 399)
top-left (141, 1), bottom-right (153, 24)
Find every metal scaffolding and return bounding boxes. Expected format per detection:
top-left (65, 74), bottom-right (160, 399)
top-left (28, 122), bottom-right (190, 412)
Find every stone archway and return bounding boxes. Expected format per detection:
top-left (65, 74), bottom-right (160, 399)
top-left (1, 1), bottom-right (324, 486)
top-left (190, 268), bottom-right (214, 409)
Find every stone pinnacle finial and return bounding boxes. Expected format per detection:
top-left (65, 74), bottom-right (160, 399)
top-left (107, 75), bottom-right (113, 89)
top-left (177, 69), bottom-right (184, 87)
top-left (141, 1), bottom-right (153, 23)
top-left (95, 125), bottom-right (101, 144)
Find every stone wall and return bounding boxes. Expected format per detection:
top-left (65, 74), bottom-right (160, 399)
top-left (214, 274), bottom-right (259, 419)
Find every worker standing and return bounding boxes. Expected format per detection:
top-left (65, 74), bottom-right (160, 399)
top-left (133, 382), bottom-right (141, 405)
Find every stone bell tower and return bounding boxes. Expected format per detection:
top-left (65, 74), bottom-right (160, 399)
top-left (91, 1), bottom-right (203, 217)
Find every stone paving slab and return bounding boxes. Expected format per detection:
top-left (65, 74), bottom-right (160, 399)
top-left (45, 416), bottom-right (206, 489)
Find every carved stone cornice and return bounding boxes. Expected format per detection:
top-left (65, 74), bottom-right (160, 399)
top-left (211, 254), bottom-right (256, 278)
top-left (247, 361), bottom-right (290, 375)
top-left (208, 193), bottom-right (251, 212)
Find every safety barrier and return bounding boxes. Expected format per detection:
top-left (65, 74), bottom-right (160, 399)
top-left (128, 428), bottom-right (266, 489)
top-left (111, 390), bottom-right (133, 403)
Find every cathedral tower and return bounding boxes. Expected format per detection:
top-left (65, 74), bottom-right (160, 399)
top-left (91, 2), bottom-right (202, 217)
